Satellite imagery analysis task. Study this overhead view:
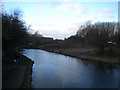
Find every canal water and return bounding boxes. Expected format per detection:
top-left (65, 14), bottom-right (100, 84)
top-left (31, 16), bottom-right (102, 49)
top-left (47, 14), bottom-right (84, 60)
top-left (22, 49), bottom-right (119, 88)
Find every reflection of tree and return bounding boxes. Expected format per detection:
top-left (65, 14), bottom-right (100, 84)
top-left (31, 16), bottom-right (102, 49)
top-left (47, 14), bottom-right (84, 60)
top-left (94, 63), bottom-right (118, 88)
top-left (88, 63), bottom-right (117, 88)
top-left (96, 63), bottom-right (114, 73)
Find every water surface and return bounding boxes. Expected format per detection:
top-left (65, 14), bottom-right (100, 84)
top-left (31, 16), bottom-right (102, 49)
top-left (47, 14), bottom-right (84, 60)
top-left (22, 49), bottom-right (119, 88)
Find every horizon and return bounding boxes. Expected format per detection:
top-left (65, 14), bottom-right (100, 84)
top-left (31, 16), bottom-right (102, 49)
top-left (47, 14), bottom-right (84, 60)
top-left (3, 1), bottom-right (118, 39)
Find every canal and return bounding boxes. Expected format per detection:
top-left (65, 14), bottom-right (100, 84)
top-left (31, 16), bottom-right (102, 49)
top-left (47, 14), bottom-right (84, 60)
top-left (22, 49), bottom-right (119, 88)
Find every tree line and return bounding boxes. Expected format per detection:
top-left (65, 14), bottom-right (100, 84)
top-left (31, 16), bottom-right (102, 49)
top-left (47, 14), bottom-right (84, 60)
top-left (2, 9), bottom-right (61, 63)
top-left (2, 9), bottom-right (42, 63)
top-left (2, 9), bottom-right (30, 63)
top-left (2, 9), bottom-right (120, 63)
top-left (70, 21), bottom-right (120, 55)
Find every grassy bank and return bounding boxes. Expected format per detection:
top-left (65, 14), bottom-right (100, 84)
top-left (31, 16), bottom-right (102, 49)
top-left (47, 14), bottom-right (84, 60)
top-left (40, 47), bottom-right (120, 64)
top-left (18, 52), bottom-right (34, 88)
top-left (2, 52), bottom-right (34, 88)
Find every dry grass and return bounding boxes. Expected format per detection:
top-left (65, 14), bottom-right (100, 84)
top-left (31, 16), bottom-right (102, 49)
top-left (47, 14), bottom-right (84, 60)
top-left (41, 47), bottom-right (120, 64)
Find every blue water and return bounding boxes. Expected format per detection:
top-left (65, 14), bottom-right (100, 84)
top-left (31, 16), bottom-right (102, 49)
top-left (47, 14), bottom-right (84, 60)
top-left (22, 49), bottom-right (120, 88)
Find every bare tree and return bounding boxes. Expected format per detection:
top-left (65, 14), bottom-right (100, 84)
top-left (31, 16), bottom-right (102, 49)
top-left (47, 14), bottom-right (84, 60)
top-left (76, 22), bottom-right (116, 54)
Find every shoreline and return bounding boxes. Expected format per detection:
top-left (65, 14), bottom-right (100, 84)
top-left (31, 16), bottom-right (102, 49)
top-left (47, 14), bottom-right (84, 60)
top-left (2, 53), bottom-right (34, 89)
top-left (18, 53), bottom-right (34, 88)
top-left (40, 48), bottom-right (120, 64)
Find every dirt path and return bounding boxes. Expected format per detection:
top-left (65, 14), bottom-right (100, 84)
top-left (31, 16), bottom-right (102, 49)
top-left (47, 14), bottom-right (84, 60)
top-left (2, 65), bottom-right (26, 88)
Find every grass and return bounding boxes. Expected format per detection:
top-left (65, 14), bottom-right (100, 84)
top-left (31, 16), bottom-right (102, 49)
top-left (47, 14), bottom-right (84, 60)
top-left (40, 47), bottom-right (120, 64)
top-left (16, 52), bottom-right (34, 66)
top-left (17, 52), bottom-right (34, 88)
top-left (2, 51), bottom-right (34, 88)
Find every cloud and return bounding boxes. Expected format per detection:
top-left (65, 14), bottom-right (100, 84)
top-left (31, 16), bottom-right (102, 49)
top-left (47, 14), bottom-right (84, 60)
top-left (23, 3), bottom-right (117, 39)
top-left (56, 3), bottom-right (85, 15)
top-left (26, 18), bottom-right (84, 39)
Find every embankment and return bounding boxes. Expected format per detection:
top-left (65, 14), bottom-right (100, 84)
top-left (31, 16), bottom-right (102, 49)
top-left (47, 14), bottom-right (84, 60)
top-left (18, 53), bottom-right (34, 88)
top-left (2, 53), bottom-right (34, 89)
top-left (41, 48), bottom-right (120, 64)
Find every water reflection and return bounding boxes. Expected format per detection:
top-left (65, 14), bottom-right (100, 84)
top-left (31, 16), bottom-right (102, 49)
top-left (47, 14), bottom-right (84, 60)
top-left (22, 49), bottom-right (119, 88)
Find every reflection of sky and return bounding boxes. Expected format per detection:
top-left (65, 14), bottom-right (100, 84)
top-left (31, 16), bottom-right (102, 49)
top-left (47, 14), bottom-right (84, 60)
top-left (3, 2), bottom-right (118, 39)
top-left (22, 49), bottom-right (119, 88)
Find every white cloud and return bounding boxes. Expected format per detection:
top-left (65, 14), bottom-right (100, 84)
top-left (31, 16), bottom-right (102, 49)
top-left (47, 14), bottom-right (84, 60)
top-left (24, 5), bottom-right (117, 39)
top-left (26, 18), bottom-right (86, 39)
top-left (25, 13), bottom-right (98, 39)
top-left (57, 3), bottom-right (85, 15)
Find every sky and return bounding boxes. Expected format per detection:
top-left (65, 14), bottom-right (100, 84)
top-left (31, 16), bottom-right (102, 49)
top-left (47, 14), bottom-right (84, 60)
top-left (3, 0), bottom-right (119, 39)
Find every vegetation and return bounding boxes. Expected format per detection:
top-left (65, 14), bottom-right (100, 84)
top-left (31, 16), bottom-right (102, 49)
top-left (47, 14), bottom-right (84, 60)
top-left (2, 9), bottom-right (31, 63)
top-left (2, 51), bottom-right (34, 88)
top-left (2, 7), bottom-right (120, 89)
top-left (2, 8), bottom-right (62, 88)
top-left (2, 9), bottom-right (34, 88)
top-left (18, 52), bottom-right (34, 88)
top-left (39, 21), bottom-right (120, 64)
top-left (26, 31), bottom-right (62, 48)
top-left (76, 22), bottom-right (120, 55)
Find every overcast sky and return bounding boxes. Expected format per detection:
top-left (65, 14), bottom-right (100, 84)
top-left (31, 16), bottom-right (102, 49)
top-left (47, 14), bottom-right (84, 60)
top-left (3, 0), bottom-right (118, 39)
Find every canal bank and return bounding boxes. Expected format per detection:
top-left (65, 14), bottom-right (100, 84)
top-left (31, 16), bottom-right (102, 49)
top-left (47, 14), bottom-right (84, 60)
top-left (2, 53), bottom-right (34, 88)
top-left (19, 53), bottom-right (34, 88)
top-left (40, 48), bottom-right (120, 64)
